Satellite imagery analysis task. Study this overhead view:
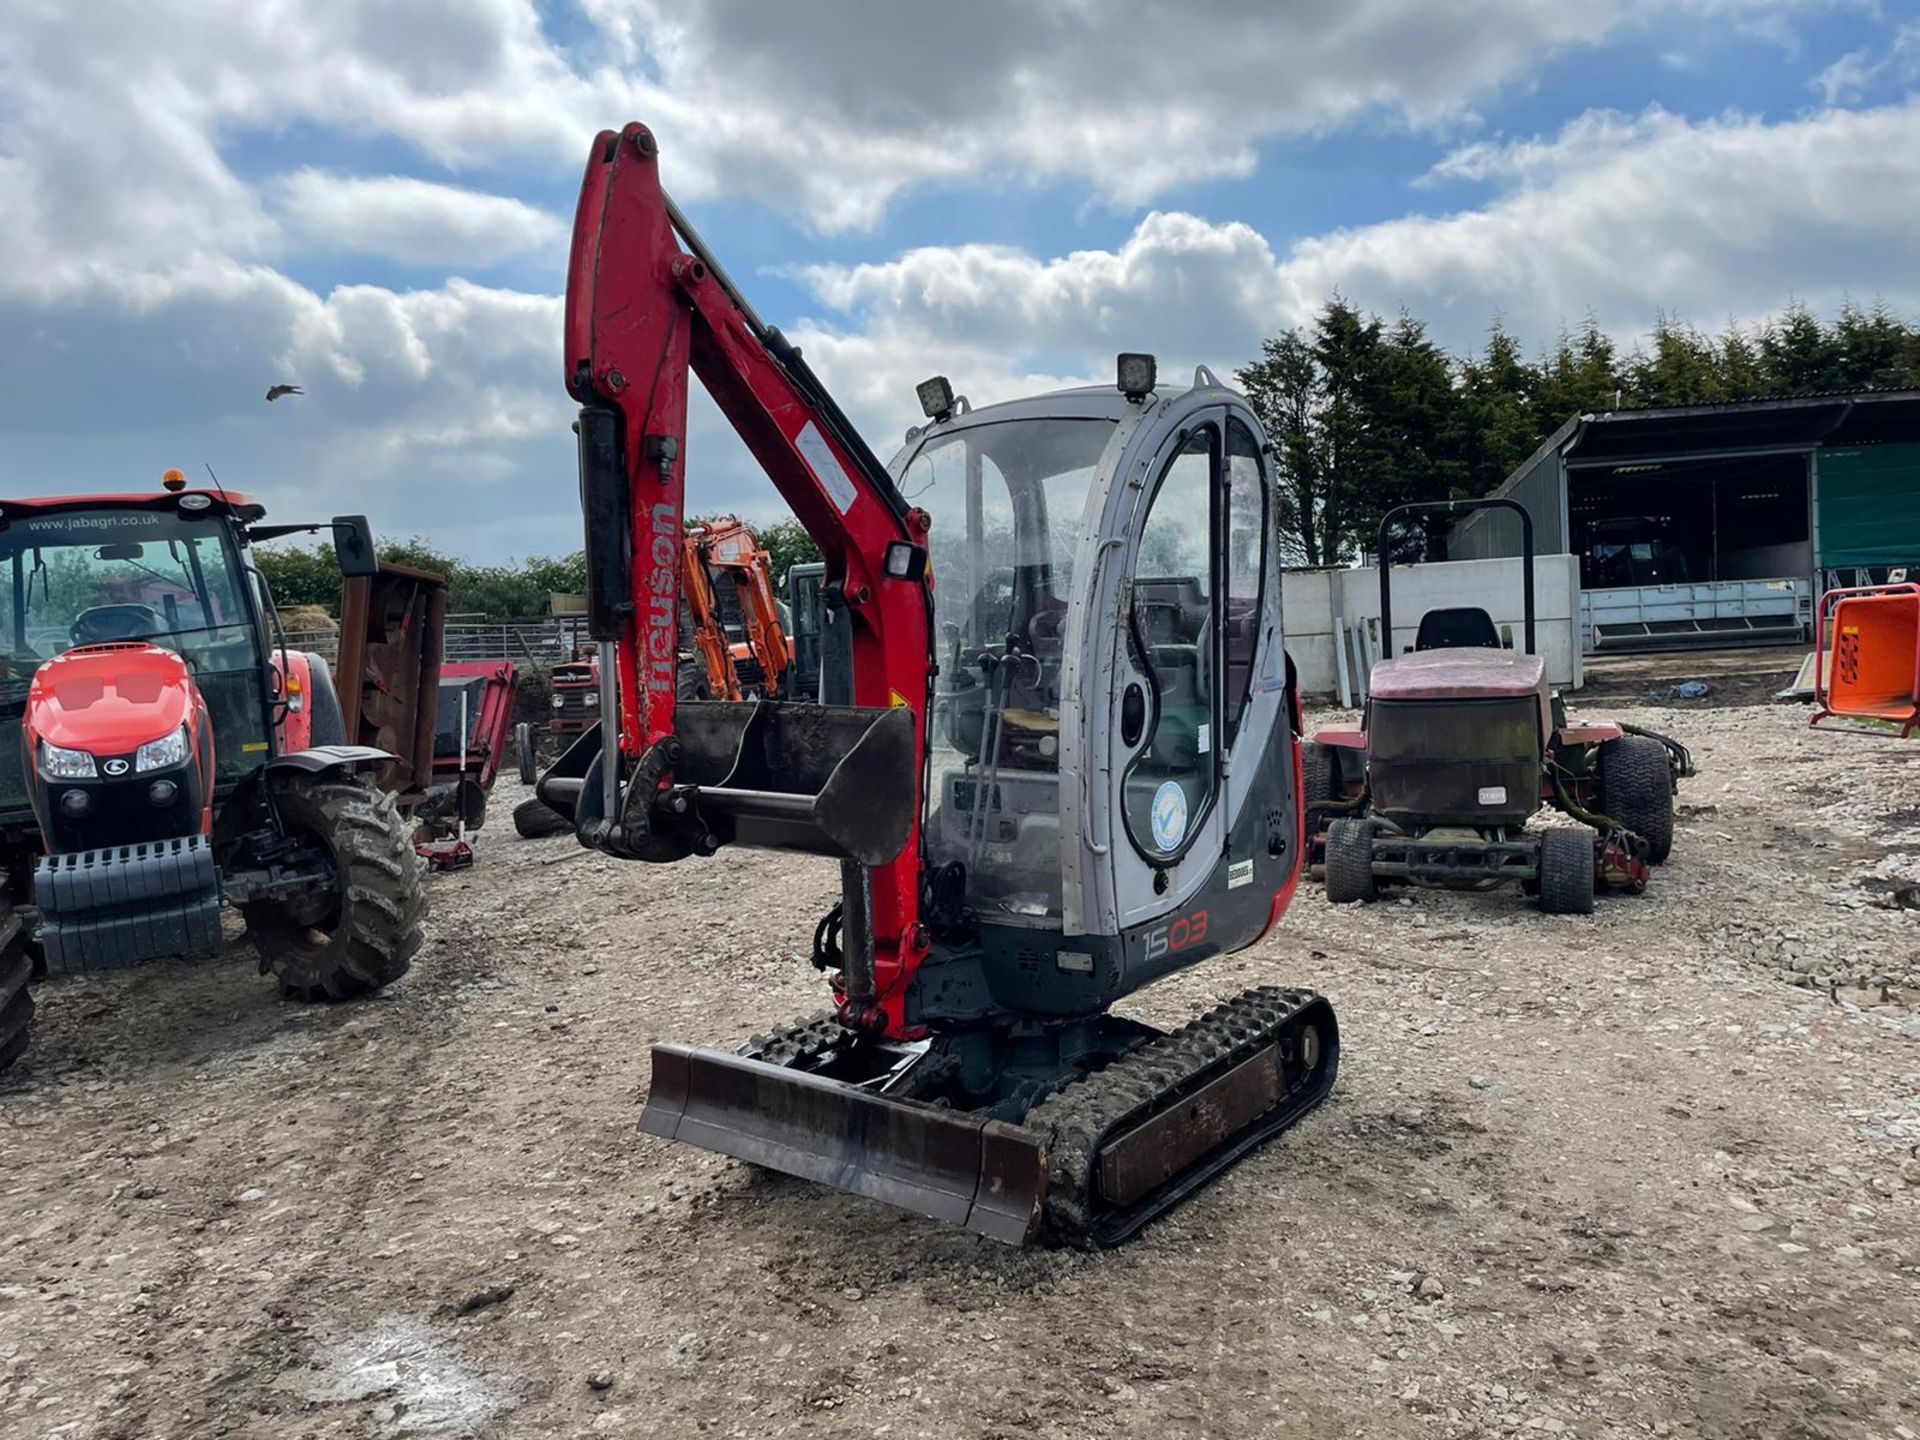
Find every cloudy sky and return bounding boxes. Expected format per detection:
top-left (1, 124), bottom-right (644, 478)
top-left (2, 1), bottom-right (1915, 560)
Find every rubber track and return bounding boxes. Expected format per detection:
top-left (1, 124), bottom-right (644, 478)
top-left (1023, 985), bottom-right (1335, 1248)
top-left (741, 1012), bottom-right (856, 1067)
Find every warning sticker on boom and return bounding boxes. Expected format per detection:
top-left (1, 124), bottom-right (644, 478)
top-left (796, 421), bottom-right (858, 514)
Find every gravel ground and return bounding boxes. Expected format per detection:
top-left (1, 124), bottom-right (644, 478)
top-left (2, 689), bottom-right (1917, 1439)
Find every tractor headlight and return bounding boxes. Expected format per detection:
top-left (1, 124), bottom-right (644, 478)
top-left (39, 742), bottom-right (96, 779)
top-left (136, 725), bottom-right (190, 773)
top-left (551, 693), bottom-right (567, 710)
top-left (582, 691), bottom-right (600, 708)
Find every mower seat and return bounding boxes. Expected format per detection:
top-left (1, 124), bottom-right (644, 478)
top-left (1415, 607), bottom-right (1500, 652)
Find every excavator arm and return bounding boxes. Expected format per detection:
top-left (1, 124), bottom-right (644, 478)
top-left (679, 529), bottom-right (740, 702)
top-left (561, 123), bottom-right (932, 1033)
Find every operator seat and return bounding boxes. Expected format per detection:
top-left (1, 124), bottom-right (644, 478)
top-left (1414, 606), bottom-right (1501, 652)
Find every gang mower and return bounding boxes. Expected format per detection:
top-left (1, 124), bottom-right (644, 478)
top-left (0, 476), bottom-right (434, 1073)
top-left (1306, 499), bottom-right (1691, 914)
top-left (535, 123), bottom-right (1335, 1246)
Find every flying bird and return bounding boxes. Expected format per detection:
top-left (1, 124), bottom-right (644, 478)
top-left (264, 384), bottom-right (304, 402)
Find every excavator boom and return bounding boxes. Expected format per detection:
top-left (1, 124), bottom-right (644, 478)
top-left (558, 123), bottom-right (931, 1033)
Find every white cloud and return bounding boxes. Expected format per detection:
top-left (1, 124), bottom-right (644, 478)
top-left (1418, 107), bottom-right (1689, 186)
top-left (273, 172), bottom-right (566, 268)
top-left (1812, 22), bottom-right (1920, 103)
top-left (1278, 98), bottom-right (1920, 349)
top-left (788, 97), bottom-right (1920, 450)
top-left (583, 0), bottom-right (1629, 229)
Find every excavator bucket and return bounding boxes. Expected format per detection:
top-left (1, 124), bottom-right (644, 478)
top-left (540, 700), bottom-right (918, 865)
top-left (673, 700), bottom-right (917, 863)
top-left (641, 1044), bottom-right (1049, 1244)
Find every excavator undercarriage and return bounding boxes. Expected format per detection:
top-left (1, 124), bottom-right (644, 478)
top-left (550, 121), bottom-right (1338, 1245)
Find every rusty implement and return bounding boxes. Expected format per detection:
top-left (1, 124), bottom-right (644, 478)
top-left (641, 1044), bottom-right (1047, 1244)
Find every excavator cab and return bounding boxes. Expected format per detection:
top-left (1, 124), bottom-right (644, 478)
top-left (551, 123), bottom-right (1335, 1246)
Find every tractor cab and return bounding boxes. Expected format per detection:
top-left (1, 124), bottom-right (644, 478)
top-left (0, 489), bottom-right (397, 838)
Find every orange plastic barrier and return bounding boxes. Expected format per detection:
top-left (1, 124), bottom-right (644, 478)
top-left (1812, 583), bottom-right (1920, 737)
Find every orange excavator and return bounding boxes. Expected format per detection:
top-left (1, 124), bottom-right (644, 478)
top-left (681, 515), bottom-right (791, 701)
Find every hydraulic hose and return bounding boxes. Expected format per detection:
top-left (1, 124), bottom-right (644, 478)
top-left (1618, 721), bottom-right (1696, 778)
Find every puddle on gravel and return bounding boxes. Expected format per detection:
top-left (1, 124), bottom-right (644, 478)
top-left (273, 1319), bottom-right (510, 1435)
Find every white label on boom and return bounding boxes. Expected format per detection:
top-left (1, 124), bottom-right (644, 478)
top-left (796, 421), bottom-right (858, 514)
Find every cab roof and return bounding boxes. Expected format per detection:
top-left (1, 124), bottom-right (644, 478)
top-left (0, 490), bottom-right (266, 523)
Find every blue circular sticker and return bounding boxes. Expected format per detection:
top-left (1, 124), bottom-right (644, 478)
top-left (1150, 780), bottom-right (1188, 852)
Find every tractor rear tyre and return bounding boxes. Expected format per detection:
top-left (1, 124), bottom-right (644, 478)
top-left (513, 796), bottom-right (572, 840)
top-left (516, 722), bottom-right (538, 787)
top-left (0, 907), bottom-right (33, 1074)
top-left (1597, 736), bottom-right (1674, 864)
top-left (1324, 817), bottom-right (1377, 904)
top-left (243, 772), bottom-right (427, 1001)
top-left (1537, 828), bottom-right (1596, 915)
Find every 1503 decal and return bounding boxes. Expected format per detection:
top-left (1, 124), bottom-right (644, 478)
top-left (1142, 909), bottom-right (1209, 961)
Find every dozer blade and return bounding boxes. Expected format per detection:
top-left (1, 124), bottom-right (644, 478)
top-left (641, 1044), bottom-right (1047, 1245)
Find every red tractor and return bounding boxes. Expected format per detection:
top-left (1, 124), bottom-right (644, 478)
top-left (0, 474), bottom-right (435, 1074)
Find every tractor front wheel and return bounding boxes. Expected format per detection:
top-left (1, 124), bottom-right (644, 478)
top-left (243, 772), bottom-right (427, 1001)
top-left (0, 906), bottom-right (34, 1074)
top-left (1324, 817), bottom-right (1377, 904)
top-left (1597, 736), bottom-right (1674, 864)
top-left (1537, 828), bottom-right (1596, 915)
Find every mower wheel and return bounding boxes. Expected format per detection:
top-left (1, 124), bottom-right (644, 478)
top-left (1597, 736), bottom-right (1673, 864)
top-left (513, 796), bottom-right (572, 840)
top-left (0, 908), bottom-right (33, 1074)
top-left (516, 721), bottom-right (538, 787)
top-left (1537, 828), bottom-right (1595, 915)
top-left (245, 772), bottom-right (427, 1001)
top-left (1324, 817), bottom-right (1377, 904)
top-left (1301, 741), bottom-right (1337, 832)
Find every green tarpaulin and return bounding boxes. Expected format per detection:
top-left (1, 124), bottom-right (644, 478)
top-left (1820, 444), bottom-right (1920, 568)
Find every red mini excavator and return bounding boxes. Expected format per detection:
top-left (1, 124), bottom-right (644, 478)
top-left (539, 123), bottom-right (1337, 1246)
